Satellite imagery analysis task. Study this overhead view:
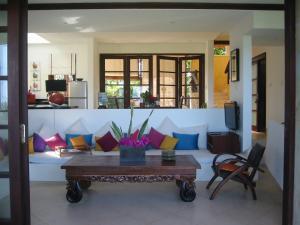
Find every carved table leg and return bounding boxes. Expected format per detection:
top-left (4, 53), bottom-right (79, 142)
top-left (79, 180), bottom-right (92, 190)
top-left (66, 180), bottom-right (83, 203)
top-left (179, 179), bottom-right (196, 202)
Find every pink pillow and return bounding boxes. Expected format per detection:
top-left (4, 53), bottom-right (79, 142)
top-left (46, 133), bottom-right (67, 150)
top-left (96, 131), bottom-right (118, 152)
top-left (148, 128), bottom-right (165, 149)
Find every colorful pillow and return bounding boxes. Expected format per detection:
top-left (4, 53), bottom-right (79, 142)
top-left (33, 133), bottom-right (47, 152)
top-left (38, 124), bottom-right (56, 140)
top-left (46, 133), bottom-right (67, 151)
top-left (177, 124), bottom-right (207, 149)
top-left (94, 136), bottom-right (119, 151)
top-left (28, 136), bottom-right (34, 154)
top-left (160, 135), bottom-right (178, 150)
top-left (70, 135), bottom-right (88, 150)
top-left (96, 132), bottom-right (118, 152)
top-left (148, 128), bottom-right (165, 149)
top-left (65, 134), bottom-right (93, 147)
top-left (173, 132), bottom-right (199, 150)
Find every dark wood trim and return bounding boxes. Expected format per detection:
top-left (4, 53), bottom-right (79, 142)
top-left (214, 40), bottom-right (230, 45)
top-left (8, 0), bottom-right (30, 224)
top-left (0, 171), bottom-right (9, 178)
top-left (0, 219), bottom-right (11, 225)
top-left (28, 2), bottom-right (284, 11)
top-left (0, 27), bottom-right (8, 32)
top-left (252, 52), bottom-right (267, 62)
top-left (0, 4), bottom-right (8, 10)
top-left (283, 0), bottom-right (295, 224)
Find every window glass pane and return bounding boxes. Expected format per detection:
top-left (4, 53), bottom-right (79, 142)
top-left (105, 59), bottom-right (123, 71)
top-left (160, 99), bottom-right (175, 107)
top-left (0, 129), bottom-right (8, 172)
top-left (160, 73), bottom-right (176, 85)
top-left (182, 98), bottom-right (199, 109)
top-left (252, 112), bottom-right (257, 126)
top-left (0, 11), bottom-right (7, 27)
top-left (182, 85), bottom-right (199, 98)
top-left (107, 98), bottom-right (124, 109)
top-left (105, 72), bottom-right (124, 81)
top-left (252, 81), bottom-right (257, 94)
top-left (130, 72), bottom-right (149, 85)
top-left (130, 59), bottom-right (149, 71)
top-left (160, 59), bottom-right (175, 72)
top-left (0, 33), bottom-right (7, 76)
top-left (0, 80), bottom-right (7, 125)
top-left (106, 84), bottom-right (124, 98)
top-left (160, 86), bottom-right (175, 98)
top-left (0, 178), bottom-right (10, 219)
top-left (131, 86), bottom-right (149, 98)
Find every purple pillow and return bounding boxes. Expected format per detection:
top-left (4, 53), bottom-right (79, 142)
top-left (96, 131), bottom-right (118, 152)
top-left (33, 133), bottom-right (47, 152)
top-left (148, 128), bottom-right (165, 149)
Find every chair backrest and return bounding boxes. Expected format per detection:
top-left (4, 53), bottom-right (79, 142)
top-left (247, 143), bottom-right (265, 180)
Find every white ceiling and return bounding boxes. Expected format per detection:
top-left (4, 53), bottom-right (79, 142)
top-left (28, 9), bottom-right (284, 45)
top-left (28, 0), bottom-right (284, 4)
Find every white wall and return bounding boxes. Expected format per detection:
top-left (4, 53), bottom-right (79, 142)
top-left (253, 46), bottom-right (285, 127)
top-left (229, 34), bottom-right (253, 151)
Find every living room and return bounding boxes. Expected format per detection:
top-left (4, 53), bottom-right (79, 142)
top-left (0, 2), bottom-right (288, 225)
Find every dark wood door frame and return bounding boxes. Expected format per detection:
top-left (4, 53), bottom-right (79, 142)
top-left (4, 2), bottom-right (294, 225)
top-left (252, 53), bottom-right (266, 132)
top-left (6, 0), bottom-right (30, 225)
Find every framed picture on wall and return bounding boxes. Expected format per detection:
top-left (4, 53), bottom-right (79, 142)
top-left (230, 49), bottom-right (240, 82)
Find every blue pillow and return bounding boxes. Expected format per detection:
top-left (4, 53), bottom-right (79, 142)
top-left (172, 132), bottom-right (199, 150)
top-left (65, 134), bottom-right (93, 147)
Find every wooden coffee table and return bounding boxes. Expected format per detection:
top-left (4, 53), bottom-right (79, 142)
top-left (61, 155), bottom-right (201, 203)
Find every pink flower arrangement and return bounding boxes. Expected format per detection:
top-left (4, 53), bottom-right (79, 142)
top-left (119, 135), bottom-right (150, 148)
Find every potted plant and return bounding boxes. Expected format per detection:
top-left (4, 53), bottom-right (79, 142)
top-left (140, 91), bottom-right (157, 108)
top-left (111, 107), bottom-right (153, 164)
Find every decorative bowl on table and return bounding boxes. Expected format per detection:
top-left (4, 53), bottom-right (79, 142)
top-left (162, 150), bottom-right (176, 161)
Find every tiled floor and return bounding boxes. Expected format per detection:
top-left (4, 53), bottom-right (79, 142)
top-left (30, 169), bottom-right (282, 225)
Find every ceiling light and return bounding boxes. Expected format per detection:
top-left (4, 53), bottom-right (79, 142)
top-left (79, 27), bottom-right (96, 33)
top-left (63, 16), bottom-right (80, 25)
top-left (28, 33), bottom-right (50, 44)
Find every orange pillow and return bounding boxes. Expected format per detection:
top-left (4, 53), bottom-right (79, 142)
top-left (70, 135), bottom-right (88, 150)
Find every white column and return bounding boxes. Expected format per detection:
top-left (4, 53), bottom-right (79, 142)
top-left (205, 40), bottom-right (214, 108)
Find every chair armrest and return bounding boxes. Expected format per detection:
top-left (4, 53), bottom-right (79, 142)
top-left (212, 153), bottom-right (246, 167)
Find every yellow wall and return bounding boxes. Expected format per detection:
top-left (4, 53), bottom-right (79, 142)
top-left (214, 56), bottom-right (230, 108)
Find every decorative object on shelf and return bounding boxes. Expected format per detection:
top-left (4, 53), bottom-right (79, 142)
top-left (27, 89), bottom-right (36, 104)
top-left (161, 150), bottom-right (176, 161)
top-left (230, 48), bottom-right (240, 82)
top-left (48, 92), bottom-right (65, 105)
top-left (31, 61), bottom-right (41, 91)
top-left (98, 92), bottom-right (108, 108)
top-left (111, 107), bottom-right (153, 164)
top-left (140, 91), bottom-right (158, 108)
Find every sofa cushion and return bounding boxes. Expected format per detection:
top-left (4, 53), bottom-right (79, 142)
top-left (148, 128), bottom-right (165, 149)
top-left (65, 119), bottom-right (90, 135)
top-left (157, 117), bottom-right (178, 136)
top-left (160, 135), bottom-right (178, 150)
top-left (33, 133), bottom-right (47, 152)
top-left (38, 124), bottom-right (56, 140)
top-left (177, 124), bottom-right (208, 149)
top-left (65, 134), bottom-right (93, 147)
top-left (173, 132), bottom-right (199, 150)
top-left (96, 132), bottom-right (118, 152)
top-left (46, 133), bottom-right (67, 151)
top-left (70, 135), bottom-right (89, 150)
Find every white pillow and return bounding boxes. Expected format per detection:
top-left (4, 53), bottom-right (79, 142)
top-left (133, 122), bottom-right (150, 135)
top-left (177, 124), bottom-right (208, 149)
top-left (157, 117), bottom-right (178, 136)
top-left (94, 121), bottom-right (113, 137)
top-left (38, 124), bottom-right (56, 140)
top-left (65, 119), bottom-right (90, 135)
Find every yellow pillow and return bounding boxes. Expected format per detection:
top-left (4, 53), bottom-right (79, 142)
top-left (28, 136), bottom-right (34, 154)
top-left (160, 135), bottom-right (178, 150)
top-left (94, 136), bottom-right (119, 151)
top-left (70, 135), bottom-right (88, 150)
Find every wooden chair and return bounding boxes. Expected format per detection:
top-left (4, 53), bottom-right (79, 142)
top-left (206, 143), bottom-right (265, 200)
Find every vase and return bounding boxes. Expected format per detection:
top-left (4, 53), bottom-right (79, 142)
top-left (120, 146), bottom-right (146, 165)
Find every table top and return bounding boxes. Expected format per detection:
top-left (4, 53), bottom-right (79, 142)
top-left (61, 155), bottom-right (201, 170)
